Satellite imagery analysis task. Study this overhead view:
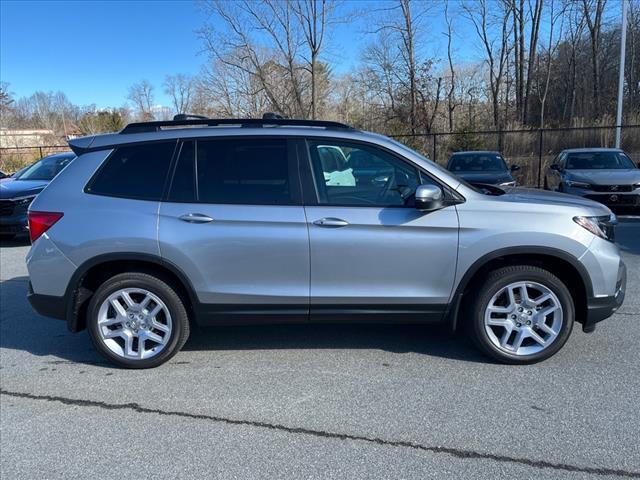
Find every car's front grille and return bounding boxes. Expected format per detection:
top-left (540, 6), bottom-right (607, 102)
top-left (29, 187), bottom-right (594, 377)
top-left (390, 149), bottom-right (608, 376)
top-left (591, 184), bottom-right (634, 193)
top-left (0, 200), bottom-right (15, 217)
top-left (585, 194), bottom-right (639, 205)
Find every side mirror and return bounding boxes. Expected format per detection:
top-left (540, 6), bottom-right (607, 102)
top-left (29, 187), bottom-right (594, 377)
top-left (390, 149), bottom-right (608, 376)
top-left (415, 184), bottom-right (444, 211)
top-left (550, 164), bottom-right (561, 171)
top-left (510, 164), bottom-right (521, 172)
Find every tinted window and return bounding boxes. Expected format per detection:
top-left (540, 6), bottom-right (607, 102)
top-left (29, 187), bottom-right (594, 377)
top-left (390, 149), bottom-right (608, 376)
top-left (196, 138), bottom-right (291, 204)
top-left (448, 153), bottom-right (507, 172)
top-left (168, 141), bottom-right (196, 202)
top-left (308, 140), bottom-right (422, 206)
top-left (565, 151), bottom-right (636, 170)
top-left (88, 142), bottom-right (175, 200)
top-left (16, 154), bottom-right (75, 181)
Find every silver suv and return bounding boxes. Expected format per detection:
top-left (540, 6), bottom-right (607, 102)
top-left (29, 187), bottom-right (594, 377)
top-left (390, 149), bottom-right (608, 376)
top-left (26, 117), bottom-right (626, 368)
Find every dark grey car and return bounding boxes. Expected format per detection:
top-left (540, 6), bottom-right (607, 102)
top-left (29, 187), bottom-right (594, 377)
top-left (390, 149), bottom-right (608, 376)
top-left (447, 151), bottom-right (520, 187)
top-left (544, 148), bottom-right (640, 212)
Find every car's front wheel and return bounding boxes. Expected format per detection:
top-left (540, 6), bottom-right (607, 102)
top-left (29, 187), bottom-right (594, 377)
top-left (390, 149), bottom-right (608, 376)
top-left (87, 272), bottom-right (190, 368)
top-left (468, 265), bottom-right (574, 364)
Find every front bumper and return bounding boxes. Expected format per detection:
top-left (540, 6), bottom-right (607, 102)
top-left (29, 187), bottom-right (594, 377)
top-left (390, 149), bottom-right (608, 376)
top-left (0, 213), bottom-right (28, 234)
top-left (564, 187), bottom-right (640, 210)
top-left (583, 261), bottom-right (626, 332)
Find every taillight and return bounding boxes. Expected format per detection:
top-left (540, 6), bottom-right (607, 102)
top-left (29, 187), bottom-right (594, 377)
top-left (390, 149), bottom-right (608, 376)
top-left (28, 211), bottom-right (64, 243)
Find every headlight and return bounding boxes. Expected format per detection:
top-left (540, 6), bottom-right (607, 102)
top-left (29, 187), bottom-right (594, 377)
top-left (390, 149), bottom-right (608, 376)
top-left (573, 214), bottom-right (617, 242)
top-left (565, 180), bottom-right (591, 189)
top-left (13, 195), bottom-right (37, 206)
top-left (499, 180), bottom-right (516, 187)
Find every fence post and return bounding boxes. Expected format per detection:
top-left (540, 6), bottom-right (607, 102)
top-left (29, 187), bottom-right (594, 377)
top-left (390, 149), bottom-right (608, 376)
top-left (537, 129), bottom-right (544, 188)
top-left (39, 147), bottom-right (43, 159)
top-left (432, 133), bottom-right (437, 163)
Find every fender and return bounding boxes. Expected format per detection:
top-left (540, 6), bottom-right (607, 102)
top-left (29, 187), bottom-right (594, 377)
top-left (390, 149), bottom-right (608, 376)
top-left (446, 246), bottom-right (593, 331)
top-left (64, 252), bottom-right (199, 332)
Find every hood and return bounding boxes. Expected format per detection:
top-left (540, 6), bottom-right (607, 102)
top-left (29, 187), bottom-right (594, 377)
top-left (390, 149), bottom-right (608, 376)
top-left (566, 169), bottom-right (640, 185)
top-left (456, 171), bottom-right (514, 185)
top-left (495, 187), bottom-right (610, 213)
top-left (0, 179), bottom-right (49, 199)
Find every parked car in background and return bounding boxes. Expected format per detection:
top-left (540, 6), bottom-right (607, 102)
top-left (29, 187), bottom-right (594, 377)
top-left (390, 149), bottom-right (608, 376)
top-left (447, 151), bottom-right (520, 187)
top-left (544, 148), bottom-right (640, 212)
top-left (0, 152), bottom-right (75, 239)
top-left (0, 170), bottom-right (8, 179)
top-left (26, 115), bottom-right (625, 368)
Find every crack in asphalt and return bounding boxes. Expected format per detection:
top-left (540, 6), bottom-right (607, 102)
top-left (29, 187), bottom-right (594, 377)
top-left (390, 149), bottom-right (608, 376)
top-left (2, 389), bottom-right (639, 478)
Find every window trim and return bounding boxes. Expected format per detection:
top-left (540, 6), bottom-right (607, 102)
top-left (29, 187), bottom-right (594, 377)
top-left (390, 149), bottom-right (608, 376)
top-left (164, 136), bottom-right (303, 206)
top-left (84, 140), bottom-right (179, 202)
top-left (300, 137), bottom-right (462, 208)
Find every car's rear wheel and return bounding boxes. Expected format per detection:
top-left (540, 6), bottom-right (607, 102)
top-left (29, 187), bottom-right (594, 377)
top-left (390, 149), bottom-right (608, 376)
top-left (468, 266), bottom-right (574, 364)
top-left (87, 272), bottom-right (190, 368)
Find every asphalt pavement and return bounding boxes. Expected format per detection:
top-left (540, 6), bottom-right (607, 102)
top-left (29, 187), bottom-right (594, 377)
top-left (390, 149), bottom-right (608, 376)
top-left (1, 219), bottom-right (639, 479)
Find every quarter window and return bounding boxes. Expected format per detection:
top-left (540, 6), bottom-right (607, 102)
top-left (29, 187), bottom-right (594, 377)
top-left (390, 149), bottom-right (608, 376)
top-left (307, 140), bottom-right (422, 206)
top-left (87, 141), bottom-right (176, 200)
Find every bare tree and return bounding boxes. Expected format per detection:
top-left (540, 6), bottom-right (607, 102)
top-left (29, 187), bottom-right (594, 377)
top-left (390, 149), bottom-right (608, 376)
top-left (164, 74), bottom-right (194, 115)
top-left (292, 0), bottom-right (341, 119)
top-left (464, 0), bottom-right (514, 130)
top-left (536, 0), bottom-right (566, 128)
top-left (127, 80), bottom-right (155, 121)
top-left (581, 0), bottom-right (607, 118)
top-left (444, 0), bottom-right (458, 132)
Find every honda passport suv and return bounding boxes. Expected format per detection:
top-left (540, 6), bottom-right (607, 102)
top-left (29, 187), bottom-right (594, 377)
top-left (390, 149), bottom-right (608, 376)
top-left (26, 116), bottom-right (626, 368)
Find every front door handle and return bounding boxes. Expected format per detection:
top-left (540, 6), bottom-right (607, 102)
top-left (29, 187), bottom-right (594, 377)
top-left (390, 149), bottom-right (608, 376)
top-left (179, 213), bottom-right (214, 224)
top-left (313, 217), bottom-right (349, 228)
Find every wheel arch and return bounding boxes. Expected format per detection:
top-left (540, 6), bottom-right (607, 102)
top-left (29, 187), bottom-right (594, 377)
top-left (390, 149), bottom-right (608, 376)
top-left (65, 253), bottom-right (199, 332)
top-left (447, 246), bottom-right (592, 331)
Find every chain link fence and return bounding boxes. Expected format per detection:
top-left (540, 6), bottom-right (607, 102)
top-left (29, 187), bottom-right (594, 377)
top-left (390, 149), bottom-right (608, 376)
top-left (391, 125), bottom-right (640, 187)
top-left (1, 125), bottom-right (639, 187)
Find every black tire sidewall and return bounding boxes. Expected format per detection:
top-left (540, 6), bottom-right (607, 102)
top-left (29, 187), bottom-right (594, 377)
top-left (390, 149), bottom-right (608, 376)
top-left (471, 267), bottom-right (574, 364)
top-left (87, 273), bottom-right (189, 368)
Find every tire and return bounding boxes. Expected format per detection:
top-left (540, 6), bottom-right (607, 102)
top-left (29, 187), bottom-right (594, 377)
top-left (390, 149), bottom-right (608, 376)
top-left (543, 177), bottom-right (549, 190)
top-left (468, 265), bottom-right (574, 364)
top-left (87, 272), bottom-right (190, 368)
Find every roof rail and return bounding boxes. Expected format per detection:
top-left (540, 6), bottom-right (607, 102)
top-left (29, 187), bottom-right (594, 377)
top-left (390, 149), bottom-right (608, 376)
top-left (120, 117), bottom-right (354, 134)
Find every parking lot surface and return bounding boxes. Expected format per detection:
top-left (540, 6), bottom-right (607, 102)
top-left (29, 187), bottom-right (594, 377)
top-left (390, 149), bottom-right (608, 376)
top-left (1, 219), bottom-right (639, 479)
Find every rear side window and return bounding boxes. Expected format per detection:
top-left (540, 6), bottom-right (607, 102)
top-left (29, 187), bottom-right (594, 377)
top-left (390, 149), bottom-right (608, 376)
top-left (87, 141), bottom-right (176, 200)
top-left (167, 138), bottom-right (292, 204)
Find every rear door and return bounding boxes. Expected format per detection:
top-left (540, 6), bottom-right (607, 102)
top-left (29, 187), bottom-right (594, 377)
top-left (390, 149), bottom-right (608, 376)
top-left (158, 137), bottom-right (309, 323)
top-left (301, 138), bottom-right (459, 322)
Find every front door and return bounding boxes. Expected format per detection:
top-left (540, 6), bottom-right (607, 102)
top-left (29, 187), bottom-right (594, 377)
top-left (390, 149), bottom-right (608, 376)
top-left (158, 138), bottom-right (309, 323)
top-left (302, 139), bottom-right (459, 322)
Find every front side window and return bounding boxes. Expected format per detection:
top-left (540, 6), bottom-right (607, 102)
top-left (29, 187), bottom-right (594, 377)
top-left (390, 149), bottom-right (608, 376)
top-left (87, 142), bottom-right (176, 200)
top-left (308, 140), bottom-right (422, 206)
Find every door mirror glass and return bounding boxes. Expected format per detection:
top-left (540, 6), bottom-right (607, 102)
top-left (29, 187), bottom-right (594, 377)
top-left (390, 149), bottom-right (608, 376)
top-left (415, 184), bottom-right (444, 211)
top-left (510, 164), bottom-right (521, 172)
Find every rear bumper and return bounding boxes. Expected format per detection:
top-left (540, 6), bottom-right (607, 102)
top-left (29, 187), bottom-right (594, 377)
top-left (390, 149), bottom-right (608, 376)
top-left (583, 261), bottom-right (626, 332)
top-left (27, 282), bottom-right (66, 321)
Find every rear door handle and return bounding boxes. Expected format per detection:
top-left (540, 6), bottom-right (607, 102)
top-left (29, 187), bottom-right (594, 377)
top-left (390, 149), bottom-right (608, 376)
top-left (313, 217), bottom-right (349, 228)
top-left (179, 213), bottom-right (214, 224)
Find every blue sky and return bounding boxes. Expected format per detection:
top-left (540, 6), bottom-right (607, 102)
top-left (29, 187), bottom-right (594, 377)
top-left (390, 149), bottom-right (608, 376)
top-left (2, 0), bottom-right (603, 110)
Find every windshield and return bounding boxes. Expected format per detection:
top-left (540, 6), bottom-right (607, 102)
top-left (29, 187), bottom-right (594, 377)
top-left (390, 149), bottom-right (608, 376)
top-left (16, 155), bottom-right (74, 181)
top-left (448, 153), bottom-right (507, 172)
top-left (565, 151), bottom-right (635, 170)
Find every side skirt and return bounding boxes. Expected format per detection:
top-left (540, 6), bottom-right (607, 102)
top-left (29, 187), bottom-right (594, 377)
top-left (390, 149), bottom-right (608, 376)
top-left (193, 304), bottom-right (448, 326)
